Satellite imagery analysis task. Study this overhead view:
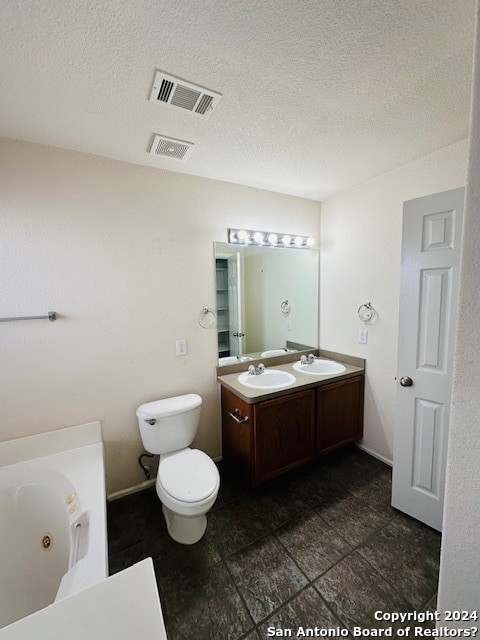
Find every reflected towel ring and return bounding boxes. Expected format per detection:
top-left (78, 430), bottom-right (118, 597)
top-left (357, 302), bottom-right (376, 323)
top-left (280, 300), bottom-right (291, 315)
top-left (197, 306), bottom-right (217, 329)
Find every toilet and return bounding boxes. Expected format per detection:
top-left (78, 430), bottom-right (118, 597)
top-left (136, 393), bottom-right (220, 544)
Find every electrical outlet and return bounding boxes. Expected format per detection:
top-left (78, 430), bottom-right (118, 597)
top-left (358, 329), bottom-right (368, 344)
top-left (176, 339), bottom-right (187, 356)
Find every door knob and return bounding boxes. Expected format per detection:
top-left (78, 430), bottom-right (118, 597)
top-left (400, 376), bottom-right (413, 387)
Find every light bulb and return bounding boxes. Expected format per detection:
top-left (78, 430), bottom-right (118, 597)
top-left (268, 233), bottom-right (278, 245)
top-left (282, 235), bottom-right (291, 245)
top-left (253, 232), bottom-right (263, 243)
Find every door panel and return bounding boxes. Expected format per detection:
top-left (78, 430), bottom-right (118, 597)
top-left (417, 267), bottom-right (451, 372)
top-left (392, 187), bottom-right (464, 531)
top-left (253, 390), bottom-right (315, 485)
top-left (316, 376), bottom-right (364, 456)
top-left (411, 397), bottom-right (445, 498)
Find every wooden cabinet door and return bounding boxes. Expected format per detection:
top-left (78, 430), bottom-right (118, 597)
top-left (221, 387), bottom-right (254, 484)
top-left (253, 390), bottom-right (315, 485)
top-left (316, 376), bottom-right (364, 456)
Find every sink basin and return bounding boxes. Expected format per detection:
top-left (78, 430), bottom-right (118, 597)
top-left (237, 369), bottom-right (296, 389)
top-left (261, 349), bottom-right (295, 357)
top-left (292, 359), bottom-right (346, 375)
top-left (219, 356), bottom-right (252, 366)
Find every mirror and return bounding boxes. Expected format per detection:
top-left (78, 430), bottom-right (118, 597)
top-left (214, 242), bottom-right (319, 365)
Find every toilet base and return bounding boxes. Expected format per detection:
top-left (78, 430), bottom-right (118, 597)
top-left (162, 504), bottom-right (207, 545)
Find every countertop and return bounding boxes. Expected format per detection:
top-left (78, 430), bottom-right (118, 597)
top-left (217, 350), bottom-right (365, 404)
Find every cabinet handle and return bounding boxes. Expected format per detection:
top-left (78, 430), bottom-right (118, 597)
top-left (229, 409), bottom-right (249, 425)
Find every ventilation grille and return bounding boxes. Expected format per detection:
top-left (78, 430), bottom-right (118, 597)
top-left (149, 134), bottom-right (195, 161)
top-left (149, 70), bottom-right (221, 119)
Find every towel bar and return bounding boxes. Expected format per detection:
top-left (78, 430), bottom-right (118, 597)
top-left (0, 311), bottom-right (57, 322)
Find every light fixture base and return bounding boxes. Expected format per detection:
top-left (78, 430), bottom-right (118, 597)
top-left (228, 228), bottom-right (314, 249)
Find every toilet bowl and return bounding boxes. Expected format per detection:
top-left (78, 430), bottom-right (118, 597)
top-left (136, 394), bottom-right (220, 544)
top-left (157, 448), bottom-right (219, 544)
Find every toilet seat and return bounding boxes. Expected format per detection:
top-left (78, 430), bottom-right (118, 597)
top-left (158, 448), bottom-right (219, 503)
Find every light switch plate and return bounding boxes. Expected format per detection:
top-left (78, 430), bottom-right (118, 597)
top-left (358, 329), bottom-right (368, 344)
top-left (176, 339), bottom-right (187, 356)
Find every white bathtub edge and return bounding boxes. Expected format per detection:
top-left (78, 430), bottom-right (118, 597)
top-left (0, 437), bottom-right (108, 625)
top-left (0, 422), bottom-right (102, 468)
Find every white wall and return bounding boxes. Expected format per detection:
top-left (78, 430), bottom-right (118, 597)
top-left (437, 2), bottom-right (480, 612)
top-left (319, 140), bottom-right (468, 463)
top-left (0, 137), bottom-right (320, 494)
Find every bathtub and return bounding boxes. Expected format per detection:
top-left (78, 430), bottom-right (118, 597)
top-left (0, 422), bottom-right (107, 629)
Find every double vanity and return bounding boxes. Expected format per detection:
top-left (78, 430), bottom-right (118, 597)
top-left (217, 350), bottom-right (365, 488)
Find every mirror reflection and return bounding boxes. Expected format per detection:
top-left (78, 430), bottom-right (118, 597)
top-left (214, 242), bottom-right (319, 365)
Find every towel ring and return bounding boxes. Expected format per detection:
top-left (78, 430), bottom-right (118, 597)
top-left (280, 300), bottom-right (291, 315)
top-left (197, 306), bottom-right (217, 329)
top-left (357, 302), bottom-right (376, 323)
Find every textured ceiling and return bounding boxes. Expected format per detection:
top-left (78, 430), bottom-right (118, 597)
top-left (0, 1), bottom-right (475, 201)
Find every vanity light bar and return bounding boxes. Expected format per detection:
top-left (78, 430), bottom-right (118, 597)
top-left (228, 228), bottom-right (314, 249)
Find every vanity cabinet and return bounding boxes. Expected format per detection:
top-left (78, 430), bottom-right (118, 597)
top-left (221, 374), bottom-right (364, 487)
top-left (221, 387), bottom-right (315, 487)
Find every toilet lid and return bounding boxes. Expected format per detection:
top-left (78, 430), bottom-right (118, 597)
top-left (159, 449), bottom-right (219, 503)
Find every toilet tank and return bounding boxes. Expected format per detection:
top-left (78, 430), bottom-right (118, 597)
top-left (136, 394), bottom-right (202, 455)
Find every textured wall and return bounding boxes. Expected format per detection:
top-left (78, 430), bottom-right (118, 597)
top-left (437, 1), bottom-right (480, 613)
top-left (0, 137), bottom-right (320, 495)
top-left (319, 140), bottom-right (468, 463)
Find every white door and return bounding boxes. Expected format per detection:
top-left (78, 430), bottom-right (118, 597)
top-left (227, 252), bottom-right (244, 356)
top-left (392, 187), bottom-right (464, 531)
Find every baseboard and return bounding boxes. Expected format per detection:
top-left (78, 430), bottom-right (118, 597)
top-left (356, 443), bottom-right (393, 467)
top-left (107, 454), bottom-right (224, 502)
top-left (107, 478), bottom-right (156, 501)
top-left (107, 449), bottom-right (389, 501)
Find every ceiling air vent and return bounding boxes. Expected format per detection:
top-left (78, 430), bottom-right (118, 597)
top-left (149, 70), bottom-right (222, 119)
top-left (149, 134), bottom-right (195, 161)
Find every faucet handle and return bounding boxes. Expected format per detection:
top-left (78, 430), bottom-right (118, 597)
top-left (300, 355), bottom-right (307, 364)
top-left (248, 363), bottom-right (265, 375)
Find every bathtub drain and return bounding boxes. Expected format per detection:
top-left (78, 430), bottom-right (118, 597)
top-left (42, 533), bottom-right (53, 550)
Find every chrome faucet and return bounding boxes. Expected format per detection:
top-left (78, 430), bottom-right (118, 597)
top-left (248, 363), bottom-right (265, 375)
top-left (300, 354), bottom-right (316, 365)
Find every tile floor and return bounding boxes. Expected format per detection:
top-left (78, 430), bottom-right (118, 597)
top-left (108, 446), bottom-right (441, 640)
